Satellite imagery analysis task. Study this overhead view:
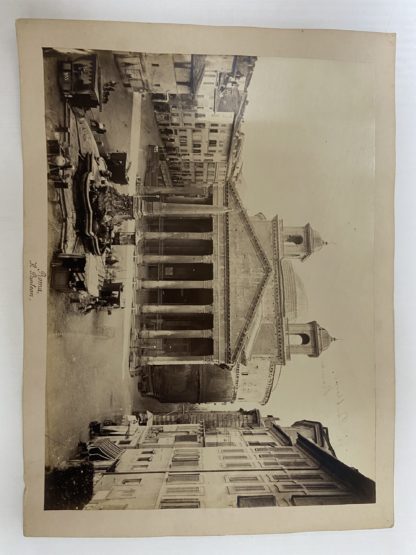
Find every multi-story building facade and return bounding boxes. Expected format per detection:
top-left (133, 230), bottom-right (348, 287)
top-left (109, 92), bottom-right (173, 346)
top-left (154, 96), bottom-right (235, 188)
top-left (114, 52), bottom-right (193, 95)
top-left (151, 407), bottom-right (261, 428)
top-left (159, 114), bottom-right (234, 165)
top-left (84, 412), bottom-right (375, 510)
top-left (114, 52), bottom-right (256, 187)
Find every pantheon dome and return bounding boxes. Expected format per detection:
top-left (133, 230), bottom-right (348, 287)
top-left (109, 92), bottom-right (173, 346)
top-left (281, 259), bottom-right (308, 320)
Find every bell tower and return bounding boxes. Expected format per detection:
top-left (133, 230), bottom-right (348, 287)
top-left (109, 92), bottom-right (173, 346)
top-left (282, 223), bottom-right (327, 261)
top-left (287, 321), bottom-right (336, 358)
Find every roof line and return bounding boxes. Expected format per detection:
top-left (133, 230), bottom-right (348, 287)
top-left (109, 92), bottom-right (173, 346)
top-left (296, 434), bottom-right (375, 501)
top-left (271, 217), bottom-right (287, 364)
top-left (226, 181), bottom-right (272, 362)
top-left (228, 181), bottom-right (272, 273)
top-left (291, 420), bottom-right (337, 457)
top-left (270, 423), bottom-right (293, 446)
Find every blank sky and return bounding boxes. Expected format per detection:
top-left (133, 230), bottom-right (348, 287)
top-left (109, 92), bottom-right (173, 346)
top-left (238, 56), bottom-right (376, 479)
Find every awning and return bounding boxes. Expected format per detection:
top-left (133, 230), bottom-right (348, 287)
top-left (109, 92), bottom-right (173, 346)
top-left (87, 438), bottom-right (125, 461)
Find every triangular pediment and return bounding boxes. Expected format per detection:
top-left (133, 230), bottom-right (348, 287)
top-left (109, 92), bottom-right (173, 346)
top-left (225, 182), bottom-right (272, 362)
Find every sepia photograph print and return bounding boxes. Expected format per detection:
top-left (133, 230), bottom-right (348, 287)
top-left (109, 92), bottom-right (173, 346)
top-left (19, 20), bottom-right (395, 537)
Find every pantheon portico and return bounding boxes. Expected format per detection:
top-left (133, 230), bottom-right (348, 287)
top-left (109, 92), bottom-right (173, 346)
top-left (132, 176), bottom-right (336, 404)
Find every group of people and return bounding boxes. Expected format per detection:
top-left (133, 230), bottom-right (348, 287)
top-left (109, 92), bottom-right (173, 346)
top-left (102, 80), bottom-right (118, 104)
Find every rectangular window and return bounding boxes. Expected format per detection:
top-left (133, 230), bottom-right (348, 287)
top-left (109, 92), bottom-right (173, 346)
top-left (288, 473), bottom-right (323, 481)
top-left (221, 449), bottom-right (245, 453)
top-left (122, 478), bottom-right (141, 485)
top-left (267, 472), bottom-right (288, 481)
top-left (131, 464), bottom-right (148, 470)
top-left (305, 483), bottom-right (340, 492)
top-left (166, 486), bottom-right (202, 495)
top-left (222, 455), bottom-right (248, 460)
top-left (280, 460), bottom-right (312, 468)
top-left (160, 498), bottom-right (200, 509)
top-left (171, 460), bottom-right (199, 467)
top-left (258, 454), bottom-right (278, 459)
top-left (172, 455), bottom-right (200, 461)
top-left (237, 495), bottom-right (277, 508)
top-left (119, 440), bottom-right (131, 445)
top-left (175, 434), bottom-right (198, 443)
top-left (137, 457), bottom-right (152, 462)
top-left (228, 485), bottom-right (269, 494)
top-left (167, 473), bottom-right (200, 483)
top-left (276, 481), bottom-right (304, 492)
top-left (227, 475), bottom-right (263, 483)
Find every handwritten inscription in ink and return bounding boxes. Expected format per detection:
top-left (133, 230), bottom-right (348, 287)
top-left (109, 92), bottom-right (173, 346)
top-left (29, 260), bottom-right (46, 300)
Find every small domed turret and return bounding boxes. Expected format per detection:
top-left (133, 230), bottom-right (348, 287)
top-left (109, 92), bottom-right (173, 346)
top-left (282, 223), bottom-right (328, 261)
top-left (287, 321), bottom-right (336, 358)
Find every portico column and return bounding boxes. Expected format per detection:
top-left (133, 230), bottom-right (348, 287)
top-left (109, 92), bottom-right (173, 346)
top-left (141, 187), bottom-right (210, 195)
top-left (141, 356), bottom-right (214, 365)
top-left (143, 232), bottom-right (213, 240)
top-left (141, 305), bottom-right (213, 314)
top-left (141, 280), bottom-right (213, 289)
top-left (143, 202), bottom-right (229, 216)
top-left (143, 255), bottom-right (212, 264)
top-left (139, 330), bottom-right (213, 339)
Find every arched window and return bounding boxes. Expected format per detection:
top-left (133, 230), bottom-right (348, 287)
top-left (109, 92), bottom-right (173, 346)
top-left (286, 235), bottom-right (304, 245)
top-left (291, 333), bottom-right (311, 346)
